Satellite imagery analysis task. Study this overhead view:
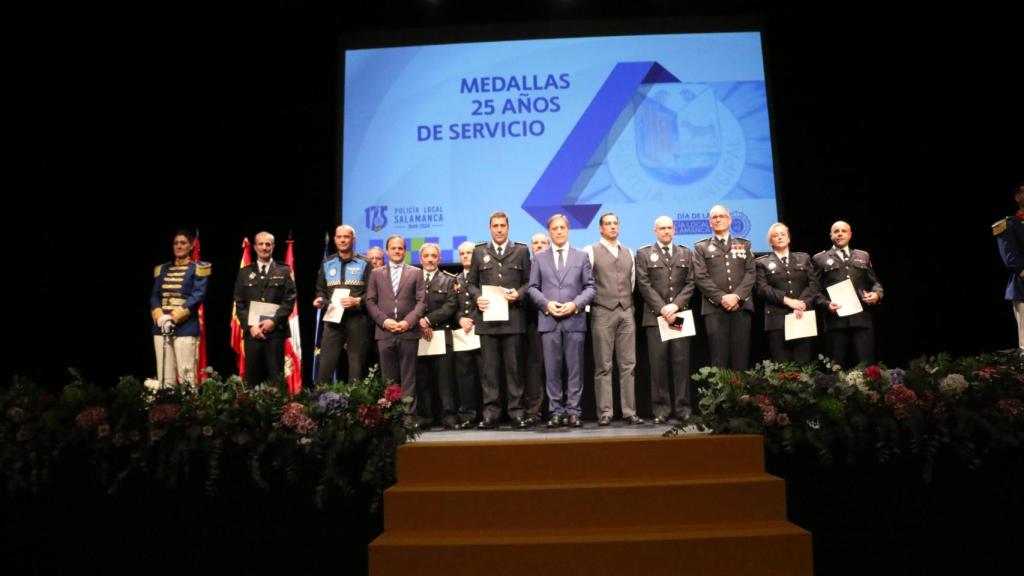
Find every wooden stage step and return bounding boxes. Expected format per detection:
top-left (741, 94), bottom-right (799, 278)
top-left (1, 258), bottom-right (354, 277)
top-left (370, 434), bottom-right (812, 575)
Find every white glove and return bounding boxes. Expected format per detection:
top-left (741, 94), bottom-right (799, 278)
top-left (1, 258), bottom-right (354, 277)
top-left (158, 315), bottom-right (174, 333)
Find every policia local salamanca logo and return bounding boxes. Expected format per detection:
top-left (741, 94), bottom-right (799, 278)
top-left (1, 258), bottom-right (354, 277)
top-left (365, 205), bottom-right (388, 232)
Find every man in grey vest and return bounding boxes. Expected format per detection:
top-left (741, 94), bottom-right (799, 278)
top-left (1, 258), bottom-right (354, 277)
top-left (584, 212), bottom-right (642, 425)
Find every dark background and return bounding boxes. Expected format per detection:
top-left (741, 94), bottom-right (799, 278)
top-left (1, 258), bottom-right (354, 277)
top-left (12, 1), bottom-right (1023, 390)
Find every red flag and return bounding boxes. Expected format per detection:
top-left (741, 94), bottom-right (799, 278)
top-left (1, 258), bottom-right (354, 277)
top-left (230, 237), bottom-right (252, 379)
top-left (283, 238), bottom-right (302, 396)
top-left (191, 233), bottom-right (208, 384)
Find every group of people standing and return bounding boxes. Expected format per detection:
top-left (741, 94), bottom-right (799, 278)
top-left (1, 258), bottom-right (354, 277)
top-left (151, 204), bottom-right (887, 429)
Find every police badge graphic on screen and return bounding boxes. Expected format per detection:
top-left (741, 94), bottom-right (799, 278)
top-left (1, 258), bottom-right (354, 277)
top-left (344, 32), bottom-right (777, 263)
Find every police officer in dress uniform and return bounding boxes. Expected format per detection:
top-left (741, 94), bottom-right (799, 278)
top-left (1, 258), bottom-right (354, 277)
top-left (415, 243), bottom-right (459, 429)
top-left (314, 225), bottom-right (373, 384)
top-left (233, 231), bottom-right (297, 388)
top-left (812, 220), bottom-right (884, 368)
top-left (466, 211), bottom-right (532, 429)
top-left (452, 241), bottom-right (483, 428)
top-left (693, 205), bottom-right (756, 371)
top-left (755, 223), bottom-right (821, 364)
top-left (635, 216), bottom-right (696, 424)
top-left (993, 185), bottom-right (1024, 350)
top-left (151, 229), bottom-right (210, 389)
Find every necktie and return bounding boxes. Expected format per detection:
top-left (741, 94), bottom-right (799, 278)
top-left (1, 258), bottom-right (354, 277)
top-left (841, 248), bottom-right (849, 260)
top-left (391, 265), bottom-right (402, 293)
top-left (425, 272), bottom-right (433, 284)
top-left (557, 249), bottom-right (564, 271)
top-left (662, 245), bottom-right (671, 261)
top-left (496, 245), bottom-right (503, 257)
top-left (260, 264), bottom-right (267, 276)
top-left (781, 256), bottom-right (788, 267)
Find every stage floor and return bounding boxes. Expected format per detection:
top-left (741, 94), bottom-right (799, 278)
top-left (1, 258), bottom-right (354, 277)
top-left (413, 422), bottom-right (707, 443)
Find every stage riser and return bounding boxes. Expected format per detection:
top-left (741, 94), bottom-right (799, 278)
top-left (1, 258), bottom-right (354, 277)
top-left (371, 526), bottom-right (812, 576)
top-left (384, 475), bottom-right (787, 531)
top-left (396, 435), bottom-right (766, 485)
top-left (371, 435), bottom-right (812, 576)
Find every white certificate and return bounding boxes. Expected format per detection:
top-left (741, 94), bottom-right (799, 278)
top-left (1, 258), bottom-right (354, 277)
top-left (481, 285), bottom-right (509, 322)
top-left (247, 302), bottom-right (280, 327)
top-left (826, 279), bottom-right (864, 317)
top-left (657, 310), bottom-right (696, 341)
top-left (785, 310), bottom-right (818, 341)
top-left (323, 288), bottom-right (350, 324)
top-left (417, 332), bottom-right (447, 356)
top-left (452, 326), bottom-right (481, 352)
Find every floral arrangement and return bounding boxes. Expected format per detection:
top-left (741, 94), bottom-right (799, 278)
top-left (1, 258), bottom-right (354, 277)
top-left (0, 366), bottom-right (416, 509)
top-left (670, 350), bottom-right (1024, 480)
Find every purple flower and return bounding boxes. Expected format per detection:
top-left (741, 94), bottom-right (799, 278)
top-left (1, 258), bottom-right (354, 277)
top-left (317, 391), bottom-right (348, 415)
top-left (888, 368), bottom-right (905, 385)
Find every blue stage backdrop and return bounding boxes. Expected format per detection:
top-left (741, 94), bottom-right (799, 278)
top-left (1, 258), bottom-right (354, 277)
top-left (343, 32), bottom-right (779, 263)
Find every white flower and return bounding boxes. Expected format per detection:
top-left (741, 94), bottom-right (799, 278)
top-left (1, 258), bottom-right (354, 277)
top-left (844, 370), bottom-right (869, 394)
top-left (939, 373), bottom-right (969, 397)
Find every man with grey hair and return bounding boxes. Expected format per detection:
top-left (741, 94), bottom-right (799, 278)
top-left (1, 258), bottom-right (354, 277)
top-left (452, 240), bottom-right (483, 428)
top-left (415, 242), bottom-right (459, 428)
top-left (234, 231), bottom-right (297, 387)
top-left (584, 212), bottom-right (642, 426)
top-left (366, 246), bottom-right (385, 270)
top-left (314, 224), bottom-right (373, 384)
top-left (693, 205), bottom-right (755, 370)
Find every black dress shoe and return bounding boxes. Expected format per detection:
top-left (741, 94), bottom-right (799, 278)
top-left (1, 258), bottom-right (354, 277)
top-left (455, 419), bottom-right (476, 430)
top-left (598, 415), bottom-right (612, 426)
top-left (677, 407), bottom-right (693, 422)
top-left (441, 418), bottom-right (457, 430)
top-left (625, 415), bottom-right (644, 425)
top-left (653, 416), bottom-right (667, 425)
top-left (547, 415), bottom-right (564, 428)
top-left (477, 419), bottom-right (497, 430)
top-left (568, 414), bottom-right (582, 428)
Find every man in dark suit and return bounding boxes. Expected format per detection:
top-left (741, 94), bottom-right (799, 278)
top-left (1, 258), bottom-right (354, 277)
top-left (233, 231), bottom-right (297, 388)
top-left (466, 211), bottom-right (532, 429)
top-left (365, 235), bottom-right (427, 415)
top-left (415, 243), bottom-right (458, 429)
top-left (812, 220), bottom-right (884, 368)
top-left (756, 223), bottom-right (821, 364)
top-left (635, 216), bottom-right (696, 424)
top-left (528, 214), bottom-right (596, 428)
top-left (693, 205), bottom-right (756, 371)
top-left (994, 185), bottom-right (1024, 350)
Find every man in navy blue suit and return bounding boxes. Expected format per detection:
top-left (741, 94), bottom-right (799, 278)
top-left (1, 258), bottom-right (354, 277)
top-left (994, 185), bottom-right (1024, 350)
top-left (528, 214), bottom-right (596, 428)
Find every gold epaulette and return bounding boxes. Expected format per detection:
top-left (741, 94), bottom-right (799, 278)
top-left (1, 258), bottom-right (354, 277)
top-left (153, 264), bottom-right (163, 278)
top-left (195, 261), bottom-right (212, 277)
top-left (992, 218), bottom-right (1009, 236)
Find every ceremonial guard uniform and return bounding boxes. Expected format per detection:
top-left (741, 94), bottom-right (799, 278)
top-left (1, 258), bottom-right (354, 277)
top-left (416, 270), bottom-right (459, 428)
top-left (755, 251), bottom-right (819, 364)
top-left (150, 258), bottom-right (210, 386)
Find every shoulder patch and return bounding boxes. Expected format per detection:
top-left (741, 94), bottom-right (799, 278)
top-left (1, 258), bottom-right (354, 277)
top-left (993, 218), bottom-right (1009, 236)
top-left (195, 261), bottom-right (212, 277)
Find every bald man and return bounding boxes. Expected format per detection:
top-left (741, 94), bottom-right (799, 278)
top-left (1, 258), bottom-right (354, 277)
top-left (812, 220), bottom-right (884, 367)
